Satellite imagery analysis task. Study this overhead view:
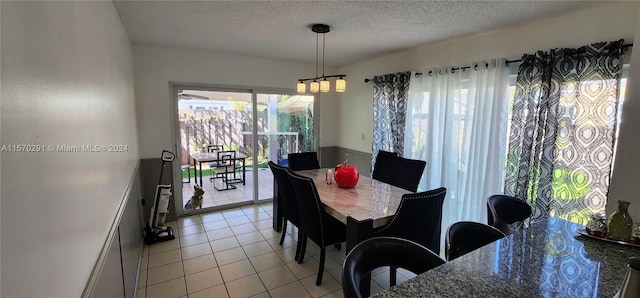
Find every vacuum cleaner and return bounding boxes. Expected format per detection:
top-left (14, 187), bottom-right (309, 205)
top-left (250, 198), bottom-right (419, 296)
top-left (144, 150), bottom-right (176, 245)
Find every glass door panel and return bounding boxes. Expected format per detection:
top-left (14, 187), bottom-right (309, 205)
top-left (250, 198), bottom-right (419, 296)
top-left (174, 87), bottom-right (315, 214)
top-left (177, 89), bottom-right (254, 211)
top-left (252, 93), bottom-right (315, 202)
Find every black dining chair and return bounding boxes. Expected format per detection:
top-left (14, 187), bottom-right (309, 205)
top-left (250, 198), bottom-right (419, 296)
top-left (372, 187), bottom-right (446, 286)
top-left (487, 195), bottom-right (532, 235)
top-left (286, 168), bottom-right (346, 285)
top-left (342, 236), bottom-right (445, 298)
top-left (373, 155), bottom-right (426, 192)
top-left (445, 221), bottom-right (506, 261)
top-left (206, 144), bottom-right (225, 168)
top-left (268, 161), bottom-right (305, 261)
top-left (210, 150), bottom-right (237, 190)
top-left (288, 152), bottom-right (320, 171)
top-left (371, 150), bottom-right (398, 181)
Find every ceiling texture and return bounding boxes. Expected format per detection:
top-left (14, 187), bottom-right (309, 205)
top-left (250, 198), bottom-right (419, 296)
top-left (113, 1), bottom-right (607, 67)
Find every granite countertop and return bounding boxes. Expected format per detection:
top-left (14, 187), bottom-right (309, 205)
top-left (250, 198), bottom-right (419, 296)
top-left (373, 217), bottom-right (640, 297)
top-left (297, 168), bottom-right (408, 223)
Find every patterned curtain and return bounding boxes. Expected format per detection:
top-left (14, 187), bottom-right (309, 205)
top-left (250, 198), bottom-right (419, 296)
top-left (504, 40), bottom-right (624, 225)
top-left (371, 72), bottom-right (410, 171)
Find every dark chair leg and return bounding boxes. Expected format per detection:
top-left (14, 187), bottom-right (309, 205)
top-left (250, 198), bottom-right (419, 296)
top-left (390, 266), bottom-right (398, 286)
top-left (298, 237), bottom-right (308, 264)
top-left (295, 232), bottom-right (304, 261)
top-left (279, 220), bottom-right (288, 245)
top-left (316, 247), bottom-right (326, 285)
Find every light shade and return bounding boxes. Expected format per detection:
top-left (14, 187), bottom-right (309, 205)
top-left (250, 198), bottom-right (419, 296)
top-left (297, 81), bottom-right (306, 93)
top-left (335, 77), bottom-right (346, 92)
top-left (297, 24), bottom-right (346, 93)
top-left (320, 79), bottom-right (330, 92)
top-left (310, 80), bottom-right (320, 93)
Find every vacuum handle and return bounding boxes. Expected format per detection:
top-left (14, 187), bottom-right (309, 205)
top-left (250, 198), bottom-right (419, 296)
top-left (161, 150), bottom-right (175, 162)
top-left (158, 150), bottom-right (175, 186)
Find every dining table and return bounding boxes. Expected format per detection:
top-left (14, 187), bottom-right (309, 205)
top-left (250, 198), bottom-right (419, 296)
top-left (372, 217), bottom-right (640, 297)
top-left (273, 168), bottom-right (410, 253)
top-left (191, 152), bottom-right (247, 187)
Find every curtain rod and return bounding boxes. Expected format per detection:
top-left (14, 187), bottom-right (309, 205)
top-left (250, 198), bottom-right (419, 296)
top-left (364, 63), bottom-right (488, 82)
top-left (504, 43), bottom-right (633, 67)
top-left (364, 43), bottom-right (633, 83)
top-left (364, 62), bottom-right (492, 82)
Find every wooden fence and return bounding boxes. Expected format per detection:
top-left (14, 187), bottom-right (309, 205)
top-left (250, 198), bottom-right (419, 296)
top-left (179, 110), bottom-right (304, 165)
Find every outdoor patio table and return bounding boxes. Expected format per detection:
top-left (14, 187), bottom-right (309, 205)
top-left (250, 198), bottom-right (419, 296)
top-left (192, 152), bottom-right (247, 187)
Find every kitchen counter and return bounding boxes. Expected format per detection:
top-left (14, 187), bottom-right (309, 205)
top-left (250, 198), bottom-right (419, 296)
top-left (373, 217), bottom-right (640, 297)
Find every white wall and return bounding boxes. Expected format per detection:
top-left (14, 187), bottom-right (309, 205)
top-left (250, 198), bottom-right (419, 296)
top-left (335, 2), bottom-right (639, 153)
top-left (609, 13), bottom-right (640, 221)
top-left (1, 2), bottom-right (138, 297)
top-left (133, 45), bottom-right (338, 159)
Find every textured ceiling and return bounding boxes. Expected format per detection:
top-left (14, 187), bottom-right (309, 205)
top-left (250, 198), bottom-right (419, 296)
top-left (113, 1), bottom-right (607, 66)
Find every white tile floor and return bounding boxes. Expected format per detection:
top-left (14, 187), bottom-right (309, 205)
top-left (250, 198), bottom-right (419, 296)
top-left (181, 168), bottom-right (274, 210)
top-left (137, 202), bottom-right (416, 298)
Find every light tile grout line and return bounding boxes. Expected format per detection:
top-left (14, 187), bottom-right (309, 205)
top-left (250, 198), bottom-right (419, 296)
top-left (200, 212), bottom-right (231, 298)
top-left (241, 229), bottom-right (270, 297)
top-left (241, 209), bottom-right (293, 297)
top-left (176, 233), bottom-right (191, 298)
top-left (144, 202), bottom-right (354, 298)
top-left (144, 240), bottom-right (148, 298)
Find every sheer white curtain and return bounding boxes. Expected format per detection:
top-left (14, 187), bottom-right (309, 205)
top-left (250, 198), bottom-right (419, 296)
top-left (405, 58), bottom-right (510, 232)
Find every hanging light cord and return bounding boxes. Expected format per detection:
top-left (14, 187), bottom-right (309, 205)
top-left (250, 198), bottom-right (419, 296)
top-left (297, 23), bottom-right (346, 90)
top-left (322, 33), bottom-right (326, 78)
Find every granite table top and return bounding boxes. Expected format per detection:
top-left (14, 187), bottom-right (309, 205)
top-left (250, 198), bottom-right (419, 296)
top-left (373, 217), bottom-right (640, 297)
top-left (296, 168), bottom-right (410, 225)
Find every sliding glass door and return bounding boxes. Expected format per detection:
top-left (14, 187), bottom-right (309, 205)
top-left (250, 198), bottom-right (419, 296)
top-left (172, 85), bottom-right (315, 214)
top-left (253, 93), bottom-right (315, 202)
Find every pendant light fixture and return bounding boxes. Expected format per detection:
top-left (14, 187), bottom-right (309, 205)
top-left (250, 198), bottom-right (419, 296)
top-left (297, 24), bottom-right (346, 94)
